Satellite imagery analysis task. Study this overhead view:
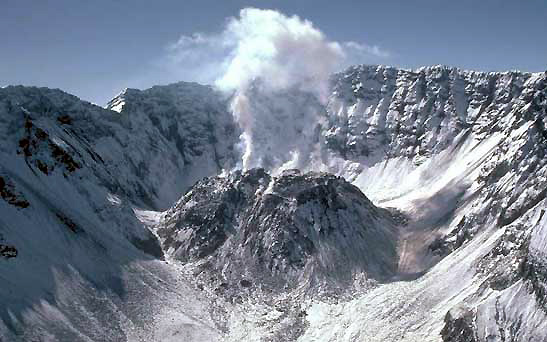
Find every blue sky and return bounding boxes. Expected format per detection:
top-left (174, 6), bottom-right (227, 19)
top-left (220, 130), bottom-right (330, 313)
top-left (2, 0), bottom-right (546, 105)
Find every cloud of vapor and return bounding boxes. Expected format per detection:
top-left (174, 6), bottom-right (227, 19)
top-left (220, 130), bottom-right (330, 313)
top-left (166, 8), bottom-right (389, 171)
top-left (163, 33), bottom-right (231, 85)
top-left (214, 8), bottom-right (344, 100)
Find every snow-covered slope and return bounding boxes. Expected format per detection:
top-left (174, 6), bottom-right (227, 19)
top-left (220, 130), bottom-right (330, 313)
top-left (312, 65), bottom-right (547, 341)
top-left (1, 65), bottom-right (546, 342)
top-left (0, 84), bottom-right (236, 341)
top-left (106, 82), bottom-right (239, 208)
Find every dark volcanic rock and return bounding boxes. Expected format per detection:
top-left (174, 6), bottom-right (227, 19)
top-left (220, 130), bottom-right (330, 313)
top-left (0, 176), bottom-right (29, 208)
top-left (0, 244), bottom-right (18, 259)
top-left (441, 310), bottom-right (478, 342)
top-left (158, 169), bottom-right (398, 291)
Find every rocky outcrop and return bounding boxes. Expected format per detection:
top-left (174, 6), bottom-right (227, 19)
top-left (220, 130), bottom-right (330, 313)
top-left (0, 176), bottom-right (29, 208)
top-left (441, 310), bottom-right (478, 342)
top-left (326, 65), bottom-right (546, 165)
top-left (0, 234), bottom-right (17, 259)
top-left (106, 82), bottom-right (239, 207)
top-left (158, 168), bottom-right (398, 292)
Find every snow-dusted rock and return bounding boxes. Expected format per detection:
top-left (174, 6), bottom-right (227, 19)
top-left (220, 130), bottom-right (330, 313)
top-left (158, 168), bottom-right (398, 294)
top-left (106, 82), bottom-right (239, 208)
top-left (0, 83), bottom-right (236, 341)
top-left (325, 65), bottom-right (546, 165)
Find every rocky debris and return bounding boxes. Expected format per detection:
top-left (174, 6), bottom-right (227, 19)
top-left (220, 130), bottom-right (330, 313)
top-left (0, 176), bottom-right (29, 208)
top-left (440, 310), bottom-right (478, 342)
top-left (261, 301), bottom-right (309, 342)
top-left (55, 213), bottom-right (81, 234)
top-left (476, 219), bottom-right (530, 289)
top-left (520, 256), bottom-right (547, 311)
top-left (130, 235), bottom-right (165, 260)
top-left (17, 116), bottom-right (80, 176)
top-left (0, 244), bottom-right (17, 259)
top-left (0, 233), bottom-right (18, 259)
top-left (428, 236), bottom-right (453, 257)
top-left (158, 168), bottom-right (398, 293)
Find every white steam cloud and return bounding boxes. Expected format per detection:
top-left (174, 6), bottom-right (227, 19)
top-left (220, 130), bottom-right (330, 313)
top-left (214, 8), bottom-right (344, 100)
top-left (166, 8), bottom-right (389, 171)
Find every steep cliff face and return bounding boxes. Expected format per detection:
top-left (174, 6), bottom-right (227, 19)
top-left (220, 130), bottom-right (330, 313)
top-left (0, 85), bottom-right (162, 254)
top-left (106, 82), bottom-right (239, 208)
top-left (311, 65), bottom-right (547, 342)
top-left (0, 83), bottom-right (239, 211)
top-left (0, 84), bottom-right (236, 341)
top-left (325, 65), bottom-right (545, 165)
top-left (327, 65), bottom-right (547, 249)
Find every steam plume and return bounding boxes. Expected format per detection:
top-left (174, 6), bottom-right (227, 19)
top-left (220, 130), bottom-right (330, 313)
top-left (167, 8), bottom-right (389, 170)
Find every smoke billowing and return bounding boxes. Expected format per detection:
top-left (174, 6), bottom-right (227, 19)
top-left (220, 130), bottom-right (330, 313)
top-left (167, 8), bottom-right (389, 171)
